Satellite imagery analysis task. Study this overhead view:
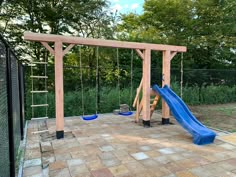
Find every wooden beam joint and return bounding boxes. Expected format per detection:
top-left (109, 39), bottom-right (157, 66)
top-left (41, 42), bottom-right (55, 56)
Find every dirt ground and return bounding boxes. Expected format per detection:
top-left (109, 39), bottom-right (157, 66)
top-left (189, 103), bottom-right (236, 132)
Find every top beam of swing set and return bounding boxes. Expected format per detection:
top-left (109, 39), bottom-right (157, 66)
top-left (24, 32), bottom-right (186, 52)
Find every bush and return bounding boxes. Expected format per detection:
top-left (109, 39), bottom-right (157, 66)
top-left (25, 84), bottom-right (236, 120)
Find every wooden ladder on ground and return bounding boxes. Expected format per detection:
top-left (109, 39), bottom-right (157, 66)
top-left (132, 78), bottom-right (160, 123)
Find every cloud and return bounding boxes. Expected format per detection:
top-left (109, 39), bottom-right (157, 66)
top-left (124, 4), bottom-right (129, 8)
top-left (131, 3), bottom-right (139, 10)
top-left (109, 0), bottom-right (119, 2)
top-left (111, 3), bottom-right (123, 12)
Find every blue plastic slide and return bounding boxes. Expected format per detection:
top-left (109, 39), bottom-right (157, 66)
top-left (152, 85), bottom-right (216, 145)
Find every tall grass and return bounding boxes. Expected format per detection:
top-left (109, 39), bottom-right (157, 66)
top-left (25, 84), bottom-right (236, 120)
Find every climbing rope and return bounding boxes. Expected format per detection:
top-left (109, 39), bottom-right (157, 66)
top-left (116, 48), bottom-right (121, 106)
top-left (130, 49), bottom-right (134, 109)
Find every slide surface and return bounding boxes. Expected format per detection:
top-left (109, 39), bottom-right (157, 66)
top-left (152, 85), bottom-right (216, 145)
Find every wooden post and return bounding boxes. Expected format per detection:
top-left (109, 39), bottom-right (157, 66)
top-left (162, 50), bottom-right (171, 124)
top-left (54, 41), bottom-right (64, 138)
top-left (142, 48), bottom-right (151, 127)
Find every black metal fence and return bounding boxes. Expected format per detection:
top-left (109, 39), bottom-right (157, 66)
top-left (0, 35), bottom-right (25, 177)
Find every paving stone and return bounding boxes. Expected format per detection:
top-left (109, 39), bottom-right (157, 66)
top-left (189, 166), bottom-right (212, 177)
top-left (83, 154), bottom-right (99, 162)
top-left (125, 162), bottom-right (146, 174)
top-left (113, 150), bottom-right (129, 157)
top-left (158, 148), bottom-right (176, 155)
top-left (152, 166), bottom-right (172, 177)
top-left (91, 168), bottom-right (113, 177)
top-left (98, 152), bottom-right (115, 160)
top-left (24, 158), bottom-right (41, 168)
top-left (144, 150), bottom-right (161, 158)
top-left (49, 161), bottom-right (67, 171)
top-left (176, 171), bottom-right (198, 177)
top-left (26, 143), bottom-right (40, 149)
top-left (232, 169), bottom-right (236, 174)
top-left (214, 160), bottom-right (236, 171)
top-left (69, 164), bottom-right (89, 176)
top-left (117, 155), bottom-right (136, 164)
top-left (25, 148), bottom-right (41, 160)
top-left (139, 145), bottom-right (152, 151)
top-left (67, 158), bottom-right (85, 167)
top-left (102, 158), bottom-right (121, 167)
top-left (99, 145), bottom-right (115, 152)
top-left (176, 159), bottom-right (199, 169)
top-left (162, 174), bottom-right (177, 177)
top-left (154, 155), bottom-right (172, 164)
top-left (109, 165), bottom-right (129, 176)
top-left (131, 152), bottom-right (149, 160)
top-left (40, 141), bottom-right (53, 152)
top-left (167, 153), bottom-right (185, 161)
top-left (140, 159), bottom-right (160, 168)
top-left (73, 173), bottom-right (92, 177)
top-left (49, 168), bottom-right (71, 177)
top-left (148, 134), bottom-right (161, 138)
top-left (164, 162), bottom-right (186, 173)
top-left (23, 166), bottom-right (42, 177)
top-left (55, 153), bottom-right (71, 161)
top-left (86, 160), bottom-right (104, 170)
top-left (219, 143), bottom-right (236, 150)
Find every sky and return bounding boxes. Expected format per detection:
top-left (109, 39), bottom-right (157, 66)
top-left (108, 0), bottom-right (144, 14)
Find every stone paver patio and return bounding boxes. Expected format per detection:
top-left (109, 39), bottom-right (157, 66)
top-left (23, 113), bottom-right (236, 177)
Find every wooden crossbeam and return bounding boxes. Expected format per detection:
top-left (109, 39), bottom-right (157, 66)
top-left (24, 32), bottom-right (187, 52)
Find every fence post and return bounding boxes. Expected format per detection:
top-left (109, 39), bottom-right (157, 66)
top-left (6, 47), bottom-right (15, 177)
top-left (18, 63), bottom-right (25, 140)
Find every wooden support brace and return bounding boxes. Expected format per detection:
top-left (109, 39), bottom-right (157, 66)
top-left (170, 51), bottom-right (177, 60)
top-left (63, 44), bottom-right (75, 56)
top-left (41, 42), bottom-right (55, 56)
top-left (135, 49), bottom-right (144, 59)
top-left (133, 78), bottom-right (143, 108)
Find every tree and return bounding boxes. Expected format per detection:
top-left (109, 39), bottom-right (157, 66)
top-left (0, 0), bottom-right (115, 61)
top-left (118, 0), bottom-right (236, 69)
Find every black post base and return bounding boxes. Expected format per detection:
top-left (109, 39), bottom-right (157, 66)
top-left (56, 130), bottom-right (64, 139)
top-left (143, 120), bottom-right (151, 128)
top-left (162, 118), bottom-right (170, 125)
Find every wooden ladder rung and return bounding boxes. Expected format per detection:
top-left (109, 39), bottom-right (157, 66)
top-left (31, 62), bottom-right (48, 64)
top-left (31, 116), bottom-right (49, 120)
top-left (31, 90), bottom-right (48, 93)
top-left (30, 76), bottom-right (48, 79)
top-left (31, 104), bottom-right (49, 108)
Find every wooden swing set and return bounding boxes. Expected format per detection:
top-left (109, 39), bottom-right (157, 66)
top-left (24, 32), bottom-right (187, 139)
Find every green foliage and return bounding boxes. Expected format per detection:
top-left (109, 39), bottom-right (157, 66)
top-left (0, 0), bottom-right (116, 61)
top-left (118, 0), bottom-right (236, 69)
top-left (25, 84), bottom-right (236, 120)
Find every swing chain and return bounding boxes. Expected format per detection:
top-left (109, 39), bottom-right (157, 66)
top-left (79, 46), bottom-right (85, 115)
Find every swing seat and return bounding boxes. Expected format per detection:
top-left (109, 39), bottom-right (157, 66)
top-left (82, 114), bottom-right (98, 121)
top-left (118, 111), bottom-right (133, 116)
